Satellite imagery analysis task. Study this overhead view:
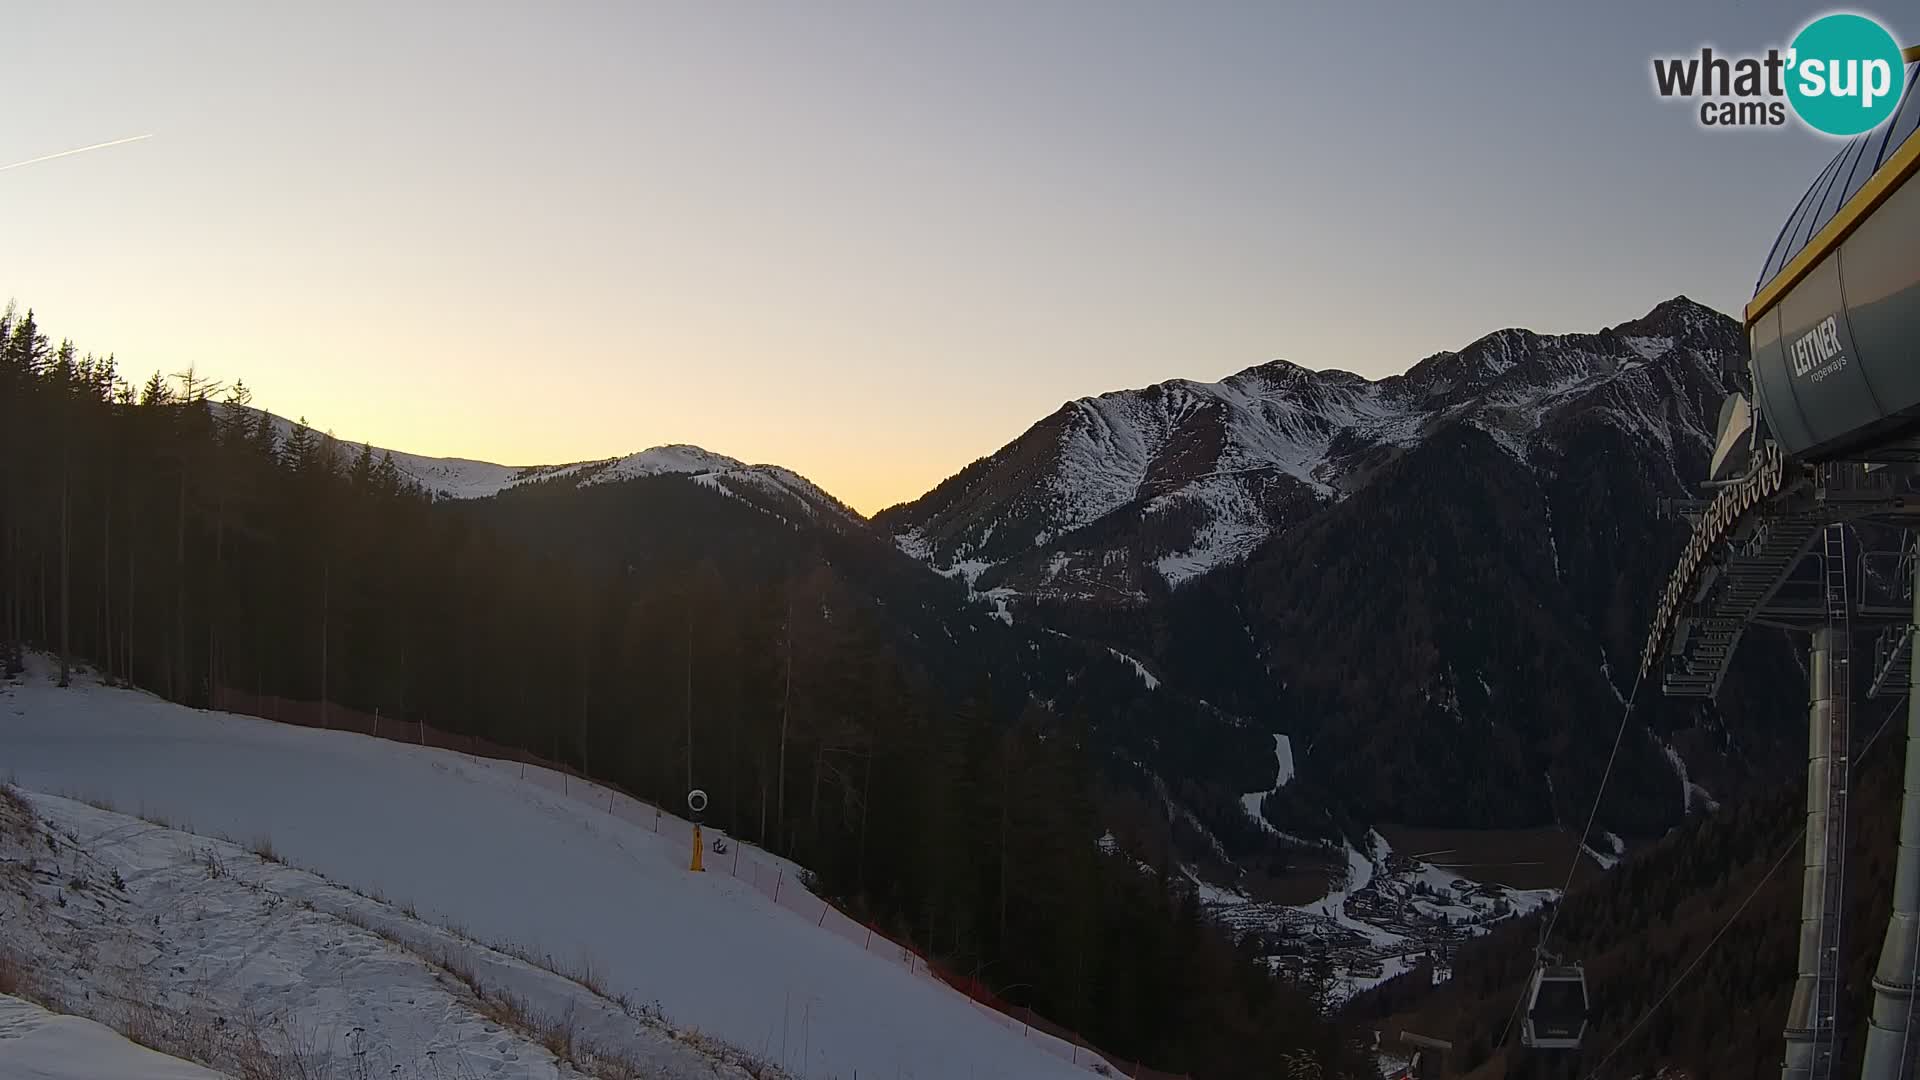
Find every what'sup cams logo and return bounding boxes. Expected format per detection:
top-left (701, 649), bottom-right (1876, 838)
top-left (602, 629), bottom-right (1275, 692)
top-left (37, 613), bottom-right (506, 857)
top-left (1652, 12), bottom-right (1908, 135)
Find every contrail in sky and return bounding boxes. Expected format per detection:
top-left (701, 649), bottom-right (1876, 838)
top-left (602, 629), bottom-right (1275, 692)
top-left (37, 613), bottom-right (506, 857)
top-left (0, 134), bottom-right (154, 173)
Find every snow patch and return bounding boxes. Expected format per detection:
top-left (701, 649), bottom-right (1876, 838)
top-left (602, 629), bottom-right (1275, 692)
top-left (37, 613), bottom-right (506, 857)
top-left (1366, 829), bottom-right (1392, 861)
top-left (0, 996), bottom-right (226, 1080)
top-left (979, 588), bottom-right (1018, 626)
top-left (1543, 498), bottom-right (1563, 580)
top-left (1106, 648), bottom-right (1160, 690)
top-left (1600, 658), bottom-right (1628, 705)
top-left (1271, 734), bottom-right (1296, 788)
top-left (1149, 479), bottom-right (1284, 585)
top-left (892, 529), bottom-right (934, 561)
top-left (3, 792), bottom-right (765, 1080)
top-left (1623, 335), bottom-right (1675, 360)
top-left (1689, 782), bottom-right (1721, 814)
top-left (1237, 735), bottom-right (1297, 835)
top-left (1662, 740), bottom-right (1694, 814)
top-left (1338, 953), bottom-right (1421, 1003)
top-left (1291, 842), bottom-right (1402, 949)
top-left (1181, 866), bottom-right (1249, 908)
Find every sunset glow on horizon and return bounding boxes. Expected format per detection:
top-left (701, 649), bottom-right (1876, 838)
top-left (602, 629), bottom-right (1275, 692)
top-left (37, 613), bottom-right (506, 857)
top-left (4, 1), bottom-right (1856, 515)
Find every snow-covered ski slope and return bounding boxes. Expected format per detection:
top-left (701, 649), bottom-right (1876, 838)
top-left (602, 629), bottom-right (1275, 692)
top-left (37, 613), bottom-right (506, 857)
top-left (1, 788), bottom-right (788, 1079)
top-left (0, 995), bottom-right (226, 1080)
top-left (0, 669), bottom-right (1103, 1080)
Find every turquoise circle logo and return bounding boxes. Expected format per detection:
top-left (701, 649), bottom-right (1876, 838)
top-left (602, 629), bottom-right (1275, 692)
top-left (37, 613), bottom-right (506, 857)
top-left (1787, 13), bottom-right (1907, 136)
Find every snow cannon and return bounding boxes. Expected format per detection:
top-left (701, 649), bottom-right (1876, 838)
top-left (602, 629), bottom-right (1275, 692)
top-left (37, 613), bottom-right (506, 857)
top-left (1394, 1030), bottom-right (1452, 1078)
top-left (687, 789), bottom-right (708, 873)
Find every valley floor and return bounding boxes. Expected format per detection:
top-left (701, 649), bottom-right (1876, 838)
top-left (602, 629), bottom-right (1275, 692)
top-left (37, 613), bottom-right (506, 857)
top-left (1200, 832), bottom-right (1561, 1007)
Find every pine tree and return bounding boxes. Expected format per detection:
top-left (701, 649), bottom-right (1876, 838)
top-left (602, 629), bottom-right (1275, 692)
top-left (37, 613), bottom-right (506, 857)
top-left (0, 304), bottom-right (1364, 1080)
top-left (315, 432), bottom-right (343, 479)
top-left (282, 418), bottom-right (315, 471)
top-left (140, 371), bottom-right (173, 407)
top-left (373, 451), bottom-right (402, 496)
top-left (350, 443), bottom-right (376, 490)
top-left (6, 309), bottom-right (49, 374)
top-left (219, 382), bottom-right (255, 448)
top-left (253, 410), bottom-right (279, 459)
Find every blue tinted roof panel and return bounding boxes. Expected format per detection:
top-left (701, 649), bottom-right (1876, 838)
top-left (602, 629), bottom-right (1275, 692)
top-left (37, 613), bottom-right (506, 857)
top-left (1887, 68), bottom-right (1920, 164)
top-left (1791, 152), bottom-right (1849, 253)
top-left (1755, 61), bottom-right (1920, 298)
top-left (1765, 153), bottom-right (1844, 286)
top-left (1760, 167), bottom-right (1828, 285)
top-left (1814, 138), bottom-right (1872, 229)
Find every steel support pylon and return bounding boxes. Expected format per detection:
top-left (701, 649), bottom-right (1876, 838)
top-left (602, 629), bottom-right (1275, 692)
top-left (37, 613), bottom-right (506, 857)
top-left (1861, 536), bottom-right (1920, 1080)
top-left (1787, 525), bottom-right (1854, 1080)
top-left (1822, 526), bottom-right (1854, 1079)
top-left (1786, 623), bottom-right (1843, 1080)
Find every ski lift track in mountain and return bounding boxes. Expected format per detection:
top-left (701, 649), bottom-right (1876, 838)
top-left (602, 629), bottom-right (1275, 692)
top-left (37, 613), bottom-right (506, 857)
top-left (1492, 652), bottom-right (1644, 1054)
top-left (1576, 692), bottom-right (1906, 1080)
top-left (1505, 59), bottom-right (1920, 1079)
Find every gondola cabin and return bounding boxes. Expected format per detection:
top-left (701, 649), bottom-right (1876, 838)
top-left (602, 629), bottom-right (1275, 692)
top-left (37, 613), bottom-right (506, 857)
top-left (1521, 964), bottom-right (1589, 1050)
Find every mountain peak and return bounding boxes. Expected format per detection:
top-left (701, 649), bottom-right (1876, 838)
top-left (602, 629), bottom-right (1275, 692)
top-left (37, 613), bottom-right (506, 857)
top-left (220, 406), bottom-right (854, 523)
top-left (1239, 357), bottom-right (1312, 379)
top-left (1222, 358), bottom-right (1375, 393)
top-left (885, 298), bottom-right (1746, 595)
top-left (1615, 295), bottom-right (1735, 338)
top-left (594, 444), bottom-right (748, 478)
top-left (1649, 293), bottom-right (1723, 319)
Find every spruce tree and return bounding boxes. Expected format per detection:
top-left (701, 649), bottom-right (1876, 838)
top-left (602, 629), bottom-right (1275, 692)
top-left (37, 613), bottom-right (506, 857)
top-left (253, 410), bottom-right (279, 459)
top-left (282, 418), bottom-right (315, 471)
top-left (351, 443), bottom-right (376, 490)
top-left (140, 371), bottom-right (173, 407)
top-left (0, 304), bottom-right (1364, 1080)
top-left (373, 451), bottom-right (402, 496)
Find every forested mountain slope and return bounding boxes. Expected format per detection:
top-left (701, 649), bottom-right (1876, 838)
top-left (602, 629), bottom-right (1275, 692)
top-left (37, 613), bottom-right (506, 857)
top-left (1, 292), bottom-right (1832, 1076)
top-left (1352, 695), bottom-right (1910, 1079)
top-left (0, 304), bottom-right (1360, 1080)
top-left (885, 297), bottom-right (1805, 847)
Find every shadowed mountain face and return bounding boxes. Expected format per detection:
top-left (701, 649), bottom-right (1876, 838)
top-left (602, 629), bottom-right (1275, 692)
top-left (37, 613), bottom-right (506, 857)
top-left (879, 297), bottom-right (1802, 842)
top-left (227, 296), bottom-right (1800, 854)
top-left (878, 297), bottom-right (1740, 601)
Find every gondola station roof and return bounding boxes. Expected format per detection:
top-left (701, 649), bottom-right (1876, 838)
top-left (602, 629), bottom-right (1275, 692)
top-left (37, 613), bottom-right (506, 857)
top-left (1754, 56), bottom-right (1920, 309)
top-left (1747, 51), bottom-right (1920, 463)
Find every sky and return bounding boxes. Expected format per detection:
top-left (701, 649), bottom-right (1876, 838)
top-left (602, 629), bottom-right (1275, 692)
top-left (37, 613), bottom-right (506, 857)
top-left (2, 2), bottom-right (1892, 514)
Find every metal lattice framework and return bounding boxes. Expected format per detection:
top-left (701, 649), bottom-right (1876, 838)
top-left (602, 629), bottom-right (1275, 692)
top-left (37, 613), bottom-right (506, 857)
top-left (1637, 458), bottom-right (1920, 1080)
top-left (1644, 461), bottom-right (1920, 698)
top-left (1815, 525), bottom-right (1853, 1079)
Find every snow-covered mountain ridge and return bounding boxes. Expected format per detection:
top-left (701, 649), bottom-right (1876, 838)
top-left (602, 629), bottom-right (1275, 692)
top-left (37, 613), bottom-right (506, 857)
top-left (876, 296), bottom-right (1738, 597)
top-left (226, 406), bottom-right (860, 524)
